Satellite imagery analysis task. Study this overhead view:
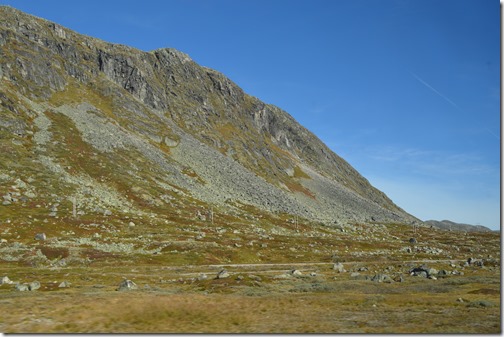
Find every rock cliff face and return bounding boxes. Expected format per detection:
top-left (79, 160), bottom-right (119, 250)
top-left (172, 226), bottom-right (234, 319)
top-left (0, 6), bottom-right (418, 226)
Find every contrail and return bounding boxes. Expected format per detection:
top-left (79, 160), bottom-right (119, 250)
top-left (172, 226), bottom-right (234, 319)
top-left (409, 71), bottom-right (460, 110)
top-left (410, 71), bottom-right (499, 140)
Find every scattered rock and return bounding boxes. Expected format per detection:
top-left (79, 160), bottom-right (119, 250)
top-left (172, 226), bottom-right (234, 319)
top-left (28, 281), bottom-right (40, 290)
top-left (427, 268), bottom-right (438, 276)
top-left (409, 238), bottom-right (417, 244)
top-left (216, 269), bottom-right (230, 279)
top-left (15, 281), bottom-right (40, 291)
top-left (117, 279), bottom-right (138, 291)
top-left (58, 281), bottom-right (71, 288)
top-left (0, 276), bottom-right (13, 284)
top-left (128, 221), bottom-right (136, 227)
top-left (34, 233), bottom-right (46, 240)
top-left (371, 274), bottom-right (393, 283)
top-left (333, 262), bottom-right (346, 273)
top-left (467, 257), bottom-right (484, 267)
top-left (290, 269), bottom-right (303, 277)
top-left (410, 266), bottom-right (432, 278)
top-left (393, 274), bottom-right (404, 282)
top-left (15, 283), bottom-right (30, 292)
top-left (197, 274), bottom-right (208, 281)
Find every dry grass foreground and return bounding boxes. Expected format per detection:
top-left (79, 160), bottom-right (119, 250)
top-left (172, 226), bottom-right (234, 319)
top-left (0, 264), bottom-right (500, 333)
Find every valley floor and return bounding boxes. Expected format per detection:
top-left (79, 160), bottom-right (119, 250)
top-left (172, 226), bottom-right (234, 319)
top-left (0, 259), bottom-right (500, 333)
top-left (0, 217), bottom-right (500, 333)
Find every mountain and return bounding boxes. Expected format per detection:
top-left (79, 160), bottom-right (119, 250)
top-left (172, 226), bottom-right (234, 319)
top-left (424, 220), bottom-right (494, 233)
top-left (0, 6), bottom-right (418, 229)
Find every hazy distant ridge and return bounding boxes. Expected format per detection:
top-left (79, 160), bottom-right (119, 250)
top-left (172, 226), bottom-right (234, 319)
top-left (424, 220), bottom-right (494, 232)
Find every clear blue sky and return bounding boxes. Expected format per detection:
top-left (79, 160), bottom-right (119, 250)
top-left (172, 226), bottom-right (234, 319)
top-left (2, 0), bottom-right (500, 230)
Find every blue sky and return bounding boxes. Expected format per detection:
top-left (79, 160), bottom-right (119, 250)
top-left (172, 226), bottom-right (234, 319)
top-left (2, 0), bottom-right (500, 230)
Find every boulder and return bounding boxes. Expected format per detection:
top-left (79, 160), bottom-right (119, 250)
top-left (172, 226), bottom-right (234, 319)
top-left (0, 276), bottom-right (13, 284)
top-left (28, 281), bottom-right (40, 290)
top-left (58, 281), bottom-right (71, 288)
top-left (371, 274), bottom-right (393, 283)
top-left (333, 262), bottom-right (346, 273)
top-left (410, 266), bottom-right (433, 278)
top-left (290, 269), bottom-right (303, 277)
top-left (427, 268), bottom-right (438, 276)
top-left (34, 233), bottom-right (46, 240)
top-left (117, 279), bottom-right (138, 291)
top-left (15, 283), bottom-right (30, 291)
top-left (393, 274), bottom-right (404, 282)
top-left (216, 269), bottom-right (230, 279)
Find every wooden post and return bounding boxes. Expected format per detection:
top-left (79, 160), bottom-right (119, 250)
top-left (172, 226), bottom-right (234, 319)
top-left (72, 196), bottom-right (77, 218)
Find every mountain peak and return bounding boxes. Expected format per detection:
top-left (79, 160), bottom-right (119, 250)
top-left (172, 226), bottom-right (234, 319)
top-left (0, 7), bottom-right (418, 227)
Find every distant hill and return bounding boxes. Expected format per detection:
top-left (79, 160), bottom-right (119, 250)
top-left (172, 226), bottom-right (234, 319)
top-left (424, 220), bottom-right (494, 233)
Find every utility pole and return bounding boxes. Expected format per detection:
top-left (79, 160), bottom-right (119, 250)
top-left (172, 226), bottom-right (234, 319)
top-left (71, 196), bottom-right (77, 218)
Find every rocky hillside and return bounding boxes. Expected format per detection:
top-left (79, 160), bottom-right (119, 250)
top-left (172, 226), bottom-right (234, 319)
top-left (0, 6), bottom-right (418, 228)
top-left (424, 220), bottom-right (493, 233)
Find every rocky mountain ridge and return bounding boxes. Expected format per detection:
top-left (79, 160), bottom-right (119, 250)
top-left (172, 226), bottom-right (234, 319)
top-left (424, 220), bottom-right (494, 233)
top-left (0, 6), bottom-right (418, 227)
